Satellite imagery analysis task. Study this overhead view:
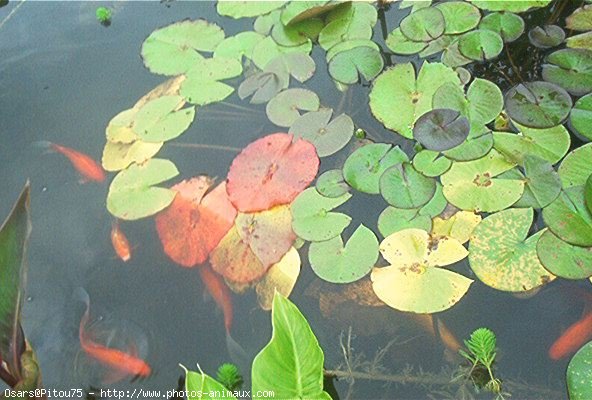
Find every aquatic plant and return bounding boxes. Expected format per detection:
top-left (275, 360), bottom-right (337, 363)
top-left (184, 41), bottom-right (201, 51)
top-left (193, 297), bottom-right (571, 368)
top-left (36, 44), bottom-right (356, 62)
top-left (215, 363), bottom-right (243, 391)
top-left (95, 7), bottom-right (112, 26)
top-left (459, 328), bottom-right (503, 397)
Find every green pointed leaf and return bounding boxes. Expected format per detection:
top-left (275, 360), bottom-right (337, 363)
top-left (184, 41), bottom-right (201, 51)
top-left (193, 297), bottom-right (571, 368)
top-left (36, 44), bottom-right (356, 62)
top-left (469, 208), bottom-right (554, 292)
top-left (504, 81), bottom-right (572, 128)
top-left (380, 162), bottom-right (437, 209)
top-left (543, 186), bottom-right (592, 247)
top-left (185, 370), bottom-right (237, 400)
top-left (252, 293), bottom-right (330, 400)
top-left (537, 230), bottom-right (592, 280)
top-left (107, 159), bottom-right (178, 220)
top-left (290, 109), bottom-right (354, 157)
top-left (567, 341), bottom-right (592, 400)
top-left (479, 12), bottom-right (524, 43)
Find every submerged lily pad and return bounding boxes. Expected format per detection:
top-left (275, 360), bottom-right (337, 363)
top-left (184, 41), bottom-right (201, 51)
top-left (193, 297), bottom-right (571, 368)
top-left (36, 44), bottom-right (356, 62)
top-left (107, 159), bottom-right (178, 220)
top-left (537, 230), bottom-right (592, 280)
top-left (342, 143), bottom-right (408, 194)
top-left (542, 49), bottom-right (592, 96)
top-left (266, 89), bottom-right (320, 127)
top-left (469, 208), bottom-right (554, 292)
top-left (528, 25), bottom-right (565, 49)
top-left (309, 224), bottom-right (379, 284)
top-left (567, 341), bottom-right (592, 400)
top-left (400, 7), bottom-right (445, 42)
top-left (542, 186), bottom-right (592, 247)
top-left (380, 162), bottom-right (437, 209)
top-left (479, 12), bottom-right (524, 43)
top-left (289, 109), bottom-right (354, 157)
top-left (413, 109), bottom-right (470, 151)
top-left (504, 81), bottom-right (573, 128)
top-left (459, 29), bottom-right (504, 61)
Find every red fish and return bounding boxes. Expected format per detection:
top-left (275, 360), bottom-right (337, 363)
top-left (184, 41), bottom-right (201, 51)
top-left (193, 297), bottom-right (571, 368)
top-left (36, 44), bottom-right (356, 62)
top-left (76, 288), bottom-right (151, 380)
top-left (549, 306), bottom-right (592, 360)
top-left (199, 265), bottom-right (233, 333)
top-left (111, 221), bottom-right (131, 262)
top-left (37, 141), bottom-right (105, 182)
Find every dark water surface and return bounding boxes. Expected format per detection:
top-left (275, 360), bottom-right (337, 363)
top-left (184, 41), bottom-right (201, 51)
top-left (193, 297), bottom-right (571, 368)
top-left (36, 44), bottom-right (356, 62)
top-left (0, 1), bottom-right (583, 399)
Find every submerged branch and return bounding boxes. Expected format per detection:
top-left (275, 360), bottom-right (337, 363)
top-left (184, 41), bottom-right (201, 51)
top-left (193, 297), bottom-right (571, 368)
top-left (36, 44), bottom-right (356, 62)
top-left (169, 143), bottom-right (241, 152)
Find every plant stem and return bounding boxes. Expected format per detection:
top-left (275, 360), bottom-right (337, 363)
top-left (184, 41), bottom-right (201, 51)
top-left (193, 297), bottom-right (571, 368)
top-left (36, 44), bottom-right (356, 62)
top-left (0, 365), bottom-right (18, 387)
top-left (169, 143), bottom-right (241, 152)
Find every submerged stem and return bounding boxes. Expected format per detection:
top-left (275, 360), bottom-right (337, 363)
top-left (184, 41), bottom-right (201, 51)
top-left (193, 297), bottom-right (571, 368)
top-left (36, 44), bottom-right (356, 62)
top-left (169, 143), bottom-right (241, 152)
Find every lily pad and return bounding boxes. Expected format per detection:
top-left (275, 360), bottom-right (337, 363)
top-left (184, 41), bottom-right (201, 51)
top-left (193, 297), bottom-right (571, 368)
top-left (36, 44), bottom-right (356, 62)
top-left (180, 57), bottom-right (243, 106)
top-left (479, 12), bottom-right (524, 43)
top-left (528, 25), bottom-right (565, 49)
top-left (435, 1), bottom-right (481, 35)
top-left (291, 188), bottom-right (352, 242)
top-left (328, 46), bottom-right (384, 85)
top-left (567, 32), bottom-right (592, 51)
top-left (318, 3), bottom-right (377, 51)
top-left (370, 62), bottom-right (462, 139)
top-left (385, 28), bottom-right (427, 55)
top-left (459, 29), bottom-right (504, 61)
top-left (558, 143), bottom-right (592, 188)
top-left (371, 229), bottom-right (471, 314)
top-left (432, 210), bottom-right (482, 244)
top-left (517, 155), bottom-right (562, 209)
top-left (400, 7), bottom-right (445, 42)
top-left (504, 81), bottom-right (573, 128)
top-left (107, 159), bottom-right (179, 220)
top-left (132, 95), bottom-right (195, 142)
top-left (469, 208), bottom-right (555, 292)
top-left (281, 0), bottom-right (336, 25)
top-left (441, 149), bottom-right (524, 212)
top-left (227, 133), bottom-right (319, 213)
top-left (542, 49), bottom-right (592, 96)
top-left (412, 149), bottom-right (452, 177)
top-left (266, 89), bottom-right (320, 127)
top-left (537, 230), bottom-right (592, 280)
top-left (443, 126), bottom-right (494, 161)
top-left (309, 224), bottom-right (379, 283)
top-left (377, 207), bottom-right (432, 237)
top-left (413, 109), bottom-right (470, 152)
top-left (542, 186), bottom-right (592, 247)
top-left (289, 109), bottom-right (354, 157)
top-left (238, 70), bottom-right (287, 105)
top-left (255, 247), bottom-right (301, 311)
top-left (141, 20), bottom-right (225, 75)
top-left (566, 5), bottom-right (592, 31)
top-left (315, 169), bottom-right (350, 198)
top-left (567, 340), bottom-right (592, 400)
top-left (271, 18), bottom-right (323, 47)
top-left (380, 162), bottom-right (437, 209)
top-left (342, 143), bottom-right (408, 194)
top-left (217, 1), bottom-right (286, 19)
top-left (469, 1), bottom-right (551, 13)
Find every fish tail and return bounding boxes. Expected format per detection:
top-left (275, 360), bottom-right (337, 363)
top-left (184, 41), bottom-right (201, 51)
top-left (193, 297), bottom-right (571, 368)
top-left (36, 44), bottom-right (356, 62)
top-left (31, 140), bottom-right (56, 153)
top-left (226, 332), bottom-right (248, 368)
top-left (73, 286), bottom-right (90, 307)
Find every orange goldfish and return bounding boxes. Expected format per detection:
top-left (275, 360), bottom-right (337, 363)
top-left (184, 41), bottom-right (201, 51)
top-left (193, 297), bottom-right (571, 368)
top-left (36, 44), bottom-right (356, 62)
top-left (111, 221), bottom-right (131, 262)
top-left (76, 288), bottom-right (151, 380)
top-left (549, 305), bottom-right (592, 360)
top-left (37, 141), bottom-right (105, 182)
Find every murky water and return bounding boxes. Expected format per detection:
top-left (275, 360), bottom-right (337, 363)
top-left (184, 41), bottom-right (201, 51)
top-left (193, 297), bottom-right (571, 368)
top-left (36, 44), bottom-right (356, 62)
top-left (0, 1), bottom-right (584, 399)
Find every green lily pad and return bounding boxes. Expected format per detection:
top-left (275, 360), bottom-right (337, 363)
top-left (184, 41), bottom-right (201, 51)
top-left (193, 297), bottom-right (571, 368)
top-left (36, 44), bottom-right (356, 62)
top-left (493, 122), bottom-right (570, 165)
top-left (271, 18), bottom-right (323, 47)
top-left (543, 186), bottom-right (592, 247)
top-left (567, 32), bottom-right (592, 51)
top-left (413, 109), bottom-right (470, 152)
top-left (400, 7), bottom-right (445, 42)
top-left (180, 57), bottom-right (243, 106)
top-left (328, 46), bottom-right (384, 85)
top-left (469, 208), bottom-right (555, 292)
top-left (435, 1), bottom-right (481, 35)
top-left (441, 149), bottom-right (524, 212)
top-left (441, 40), bottom-right (473, 68)
top-left (102, 140), bottom-right (163, 172)
top-left (213, 31), bottom-right (265, 61)
top-left (587, 175), bottom-right (592, 215)
top-left (566, 5), bottom-right (592, 31)
top-left (141, 20), bottom-right (225, 76)
top-left (443, 125), bottom-right (494, 161)
top-left (385, 28), bottom-right (428, 55)
top-left (216, 1), bottom-right (286, 19)
top-left (107, 159), bottom-right (178, 220)
top-left (528, 25), bottom-right (565, 49)
top-left (309, 224), bottom-right (379, 283)
top-left (315, 169), bottom-right (349, 198)
top-left (342, 143), bottom-right (409, 194)
top-left (504, 81), bottom-right (573, 128)
top-left (559, 143), bottom-right (592, 188)
top-left (266, 89), bottom-right (320, 127)
top-left (291, 188), bottom-right (352, 242)
top-left (380, 162), bottom-right (437, 209)
top-left (567, 341), bottom-right (592, 400)
top-left (413, 149), bottom-right (452, 177)
top-left (370, 62), bottom-right (462, 139)
top-left (132, 96), bottom-right (195, 143)
top-left (289, 109), bottom-right (354, 157)
top-left (479, 12), bottom-right (524, 43)
top-left (537, 230), bottom-right (592, 280)
top-left (459, 29), bottom-right (504, 61)
top-left (281, 0), bottom-right (336, 25)
top-left (518, 155), bottom-right (562, 208)
top-left (238, 70), bottom-right (287, 105)
top-left (419, 35), bottom-right (456, 58)
top-left (318, 2), bottom-right (376, 51)
top-left (251, 36), bottom-right (312, 71)
top-left (469, 1), bottom-right (551, 13)
top-left (542, 49), bottom-right (592, 96)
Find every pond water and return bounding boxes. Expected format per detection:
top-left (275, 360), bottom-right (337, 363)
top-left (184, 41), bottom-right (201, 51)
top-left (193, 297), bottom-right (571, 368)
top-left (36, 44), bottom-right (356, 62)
top-left (0, 1), bottom-right (588, 399)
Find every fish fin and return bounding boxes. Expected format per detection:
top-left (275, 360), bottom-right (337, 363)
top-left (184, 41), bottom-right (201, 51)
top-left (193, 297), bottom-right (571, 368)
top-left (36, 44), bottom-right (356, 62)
top-left (102, 369), bottom-right (129, 385)
top-left (226, 332), bottom-right (248, 370)
top-left (31, 140), bottom-right (55, 154)
top-left (73, 287), bottom-right (90, 306)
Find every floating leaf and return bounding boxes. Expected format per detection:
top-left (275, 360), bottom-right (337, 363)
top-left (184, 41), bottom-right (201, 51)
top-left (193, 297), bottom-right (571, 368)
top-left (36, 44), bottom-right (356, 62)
top-left (155, 178), bottom-right (236, 267)
top-left (543, 186), bottom-right (592, 247)
top-left (441, 40), bottom-right (473, 68)
top-left (180, 57), bottom-right (243, 106)
top-left (400, 7), bottom-right (445, 42)
top-left (432, 210), bottom-right (482, 244)
top-left (107, 159), bottom-right (178, 220)
top-left (385, 28), bottom-right (427, 55)
top-left (342, 143), bottom-right (408, 194)
top-left (326, 39), bottom-right (379, 62)
top-left (210, 205), bottom-right (296, 283)
top-left (309, 224), bottom-right (379, 283)
top-left (291, 188), bottom-right (351, 242)
top-left (504, 81), bottom-right (572, 128)
top-left (141, 20), bottom-right (225, 75)
top-left (252, 293), bottom-right (331, 400)
top-left (566, 5), bottom-right (592, 31)
top-left (271, 17), bottom-right (323, 47)
top-left (542, 49), bottom-right (592, 96)
top-left (238, 70), bottom-right (287, 105)
top-left (413, 149), bottom-right (452, 177)
top-left (370, 62), bottom-right (462, 139)
top-left (587, 175), bottom-right (592, 215)
top-left (435, 1), bottom-right (481, 35)
top-left (559, 143), bottom-right (592, 188)
top-left (216, 1), bottom-right (286, 19)
top-left (281, 0), bottom-right (336, 25)
top-left (256, 247), bottom-right (300, 311)
top-left (318, 3), bottom-right (377, 51)
top-left (516, 155), bottom-right (561, 209)
top-left (413, 109), bottom-right (470, 152)
top-left (441, 150), bottom-right (524, 212)
top-left (289, 109), bottom-right (354, 157)
top-left (266, 89), bottom-right (320, 127)
top-left (371, 229), bottom-right (471, 314)
top-left (479, 12), bottom-right (524, 43)
top-left (315, 169), bottom-right (349, 198)
top-left (567, 32), bottom-right (592, 51)
top-left (567, 341), bottom-right (592, 400)
top-left (458, 29), bottom-right (504, 61)
top-left (251, 36), bottom-right (312, 71)
top-left (226, 133), bottom-right (319, 213)
top-left (443, 126), bottom-right (494, 161)
top-left (537, 230), bottom-right (592, 280)
top-left (528, 25), bottom-right (565, 49)
top-left (380, 162), bottom-right (437, 209)
top-left (132, 96), bottom-right (195, 142)
top-left (469, 1), bottom-right (551, 13)
top-left (328, 46), bottom-right (384, 85)
top-left (469, 208), bottom-right (555, 292)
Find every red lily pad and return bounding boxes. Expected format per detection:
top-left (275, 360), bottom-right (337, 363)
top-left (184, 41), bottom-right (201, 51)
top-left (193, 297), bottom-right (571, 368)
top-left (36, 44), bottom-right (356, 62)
top-left (226, 133), bottom-right (319, 212)
top-left (155, 177), bottom-right (237, 267)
